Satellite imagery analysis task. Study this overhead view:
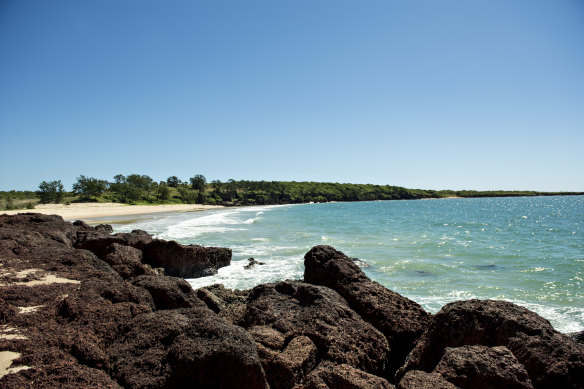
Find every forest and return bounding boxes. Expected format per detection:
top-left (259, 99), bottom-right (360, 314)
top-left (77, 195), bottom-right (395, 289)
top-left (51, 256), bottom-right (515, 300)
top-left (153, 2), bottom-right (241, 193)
top-left (1, 174), bottom-right (582, 211)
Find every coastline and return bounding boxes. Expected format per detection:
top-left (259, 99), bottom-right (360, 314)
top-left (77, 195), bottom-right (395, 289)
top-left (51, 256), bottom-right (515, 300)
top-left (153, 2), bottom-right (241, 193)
top-left (1, 213), bottom-right (582, 387)
top-left (0, 202), bottom-right (223, 221)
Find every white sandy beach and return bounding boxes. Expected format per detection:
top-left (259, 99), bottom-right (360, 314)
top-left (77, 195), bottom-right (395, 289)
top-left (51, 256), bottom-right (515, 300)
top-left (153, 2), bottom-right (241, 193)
top-left (1, 203), bottom-right (223, 220)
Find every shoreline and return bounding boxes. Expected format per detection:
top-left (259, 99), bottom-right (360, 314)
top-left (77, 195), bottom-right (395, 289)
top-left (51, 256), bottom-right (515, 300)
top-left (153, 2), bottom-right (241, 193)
top-left (0, 202), bottom-right (224, 221)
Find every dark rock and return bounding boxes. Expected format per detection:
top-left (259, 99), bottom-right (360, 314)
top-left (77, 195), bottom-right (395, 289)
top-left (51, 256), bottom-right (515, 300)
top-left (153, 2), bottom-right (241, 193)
top-left (397, 370), bottom-right (459, 389)
top-left (75, 229), bottom-right (153, 259)
top-left (95, 224), bottom-right (113, 234)
top-left (0, 213), bottom-right (78, 246)
top-left (245, 257), bottom-right (265, 269)
top-left (198, 267), bottom-right (218, 277)
top-left (507, 332), bottom-right (584, 389)
top-left (108, 307), bottom-right (269, 389)
top-left (569, 330), bottom-right (584, 345)
top-left (304, 245), bottom-right (430, 374)
top-left (199, 284), bottom-right (250, 324)
top-left (58, 277), bottom-right (155, 346)
top-left (131, 275), bottom-right (204, 310)
top-left (0, 359), bottom-right (123, 388)
top-left (396, 299), bottom-right (584, 389)
top-left (142, 239), bottom-right (231, 278)
top-left (102, 243), bottom-right (157, 279)
top-left (295, 361), bottom-right (394, 389)
top-left (240, 280), bottom-right (389, 376)
top-left (434, 345), bottom-right (533, 389)
top-left (72, 220), bottom-right (92, 230)
top-left (255, 335), bottom-right (318, 389)
top-left (248, 325), bottom-right (287, 350)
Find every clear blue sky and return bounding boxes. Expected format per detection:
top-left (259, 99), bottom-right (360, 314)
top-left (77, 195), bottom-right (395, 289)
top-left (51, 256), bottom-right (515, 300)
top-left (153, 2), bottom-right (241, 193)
top-left (1, 0), bottom-right (583, 191)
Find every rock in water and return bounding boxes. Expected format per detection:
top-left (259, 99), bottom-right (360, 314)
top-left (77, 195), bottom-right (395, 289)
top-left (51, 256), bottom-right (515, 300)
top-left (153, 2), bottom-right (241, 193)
top-left (142, 239), bottom-right (231, 278)
top-left (396, 299), bottom-right (584, 388)
top-left (304, 245), bottom-right (430, 374)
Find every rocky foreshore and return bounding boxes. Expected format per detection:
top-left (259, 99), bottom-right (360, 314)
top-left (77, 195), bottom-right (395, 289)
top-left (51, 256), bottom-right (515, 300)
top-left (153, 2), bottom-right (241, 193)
top-left (1, 213), bottom-right (582, 388)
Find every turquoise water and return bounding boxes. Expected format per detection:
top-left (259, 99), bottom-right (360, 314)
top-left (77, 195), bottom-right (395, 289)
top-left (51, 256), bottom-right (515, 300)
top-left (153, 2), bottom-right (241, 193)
top-left (113, 196), bottom-right (584, 333)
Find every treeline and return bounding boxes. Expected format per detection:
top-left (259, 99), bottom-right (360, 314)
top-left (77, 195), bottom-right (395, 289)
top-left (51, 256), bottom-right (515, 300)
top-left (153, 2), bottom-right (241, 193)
top-left (29, 175), bottom-right (441, 206)
top-left (1, 174), bottom-right (583, 210)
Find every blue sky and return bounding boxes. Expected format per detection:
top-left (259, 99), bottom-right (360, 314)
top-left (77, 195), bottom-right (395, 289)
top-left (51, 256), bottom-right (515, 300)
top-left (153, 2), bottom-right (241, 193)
top-left (1, 0), bottom-right (583, 191)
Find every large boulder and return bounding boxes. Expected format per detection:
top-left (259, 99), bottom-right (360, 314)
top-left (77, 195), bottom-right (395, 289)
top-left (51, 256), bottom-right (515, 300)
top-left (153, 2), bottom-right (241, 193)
top-left (434, 345), bottom-right (533, 389)
top-left (108, 307), bottom-right (269, 389)
top-left (304, 245), bottom-right (430, 373)
top-left (506, 332), bottom-right (584, 388)
top-left (239, 280), bottom-right (389, 378)
top-left (397, 299), bottom-right (584, 388)
top-left (142, 239), bottom-right (231, 278)
top-left (102, 243), bottom-right (158, 279)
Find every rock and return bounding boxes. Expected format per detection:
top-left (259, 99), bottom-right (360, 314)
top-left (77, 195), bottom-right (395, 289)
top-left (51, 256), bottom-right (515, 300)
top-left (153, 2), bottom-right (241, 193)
top-left (0, 213), bottom-right (78, 246)
top-left (397, 370), bottom-right (459, 389)
top-left (245, 257), bottom-right (265, 269)
top-left (197, 287), bottom-right (225, 313)
top-left (304, 245), bottom-right (430, 373)
top-left (0, 359), bottom-right (123, 388)
top-left (131, 275), bottom-right (204, 310)
top-left (103, 243), bottom-right (158, 279)
top-left (248, 325), bottom-right (287, 350)
top-left (569, 330), bottom-right (584, 345)
top-left (434, 345), bottom-right (533, 389)
top-left (396, 299), bottom-right (584, 389)
top-left (239, 280), bottom-right (389, 376)
top-left (142, 239), bottom-right (231, 278)
top-left (58, 277), bottom-right (155, 346)
top-left (201, 283), bottom-right (250, 322)
top-left (108, 307), bottom-right (269, 389)
top-left (255, 335), bottom-right (318, 389)
top-left (75, 229), bottom-right (153, 259)
top-left (95, 224), bottom-right (114, 234)
top-left (295, 361), bottom-right (394, 389)
top-left (72, 219), bottom-right (92, 230)
top-left (507, 332), bottom-right (584, 389)
top-left (196, 284), bottom-right (250, 324)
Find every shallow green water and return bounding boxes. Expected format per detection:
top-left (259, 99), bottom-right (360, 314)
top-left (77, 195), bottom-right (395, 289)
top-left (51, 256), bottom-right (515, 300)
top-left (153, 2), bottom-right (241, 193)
top-left (115, 196), bottom-right (584, 332)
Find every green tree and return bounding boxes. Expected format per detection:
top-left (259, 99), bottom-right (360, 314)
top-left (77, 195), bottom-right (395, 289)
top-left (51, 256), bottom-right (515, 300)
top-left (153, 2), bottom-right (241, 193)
top-left (72, 175), bottom-right (108, 199)
top-left (109, 174), bottom-right (143, 203)
top-left (177, 186), bottom-right (197, 204)
top-left (190, 174), bottom-right (207, 191)
top-left (166, 176), bottom-right (181, 188)
top-left (37, 180), bottom-right (64, 204)
top-left (156, 182), bottom-right (171, 201)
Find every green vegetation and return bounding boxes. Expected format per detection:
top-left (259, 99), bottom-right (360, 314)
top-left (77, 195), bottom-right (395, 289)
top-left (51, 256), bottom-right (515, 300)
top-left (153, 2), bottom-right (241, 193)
top-left (72, 175), bottom-right (108, 200)
top-left (1, 174), bottom-right (583, 211)
top-left (0, 191), bottom-right (38, 211)
top-left (37, 180), bottom-right (65, 204)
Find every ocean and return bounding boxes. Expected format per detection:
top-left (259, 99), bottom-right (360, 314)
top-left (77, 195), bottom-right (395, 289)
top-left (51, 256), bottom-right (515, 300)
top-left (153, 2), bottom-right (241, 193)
top-left (112, 195), bottom-right (584, 333)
